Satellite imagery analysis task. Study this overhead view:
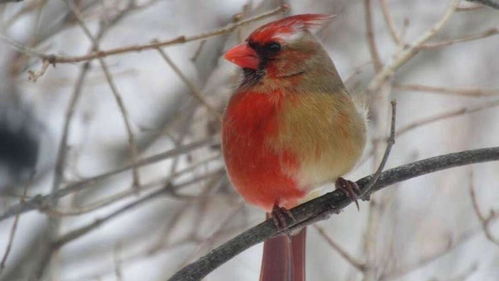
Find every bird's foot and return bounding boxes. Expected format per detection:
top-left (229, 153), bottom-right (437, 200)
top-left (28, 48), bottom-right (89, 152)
top-left (270, 203), bottom-right (296, 231)
top-left (335, 177), bottom-right (360, 210)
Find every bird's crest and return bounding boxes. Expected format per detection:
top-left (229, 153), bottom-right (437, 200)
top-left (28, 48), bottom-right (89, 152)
top-left (248, 14), bottom-right (333, 43)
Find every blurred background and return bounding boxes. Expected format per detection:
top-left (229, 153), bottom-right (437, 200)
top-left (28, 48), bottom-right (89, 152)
top-left (0, 0), bottom-right (498, 280)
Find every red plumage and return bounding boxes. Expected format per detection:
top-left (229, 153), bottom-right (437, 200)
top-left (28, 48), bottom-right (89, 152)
top-left (248, 14), bottom-right (333, 43)
top-left (223, 89), bottom-right (305, 211)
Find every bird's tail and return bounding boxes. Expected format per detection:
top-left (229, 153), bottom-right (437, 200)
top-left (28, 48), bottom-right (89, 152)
top-left (259, 227), bottom-right (306, 281)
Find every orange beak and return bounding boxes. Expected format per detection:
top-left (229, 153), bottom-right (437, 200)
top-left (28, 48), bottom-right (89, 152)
top-left (224, 44), bottom-right (260, 70)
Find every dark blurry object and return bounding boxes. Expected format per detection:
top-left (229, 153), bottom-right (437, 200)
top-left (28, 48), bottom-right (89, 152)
top-left (0, 103), bottom-right (40, 189)
top-left (0, 0), bottom-right (24, 4)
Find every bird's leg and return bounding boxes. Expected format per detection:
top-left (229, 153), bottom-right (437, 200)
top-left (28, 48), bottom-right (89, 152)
top-left (335, 177), bottom-right (360, 210)
top-left (270, 203), bottom-right (296, 231)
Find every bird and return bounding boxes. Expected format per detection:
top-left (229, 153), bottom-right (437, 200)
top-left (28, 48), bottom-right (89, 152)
top-left (222, 14), bottom-right (367, 281)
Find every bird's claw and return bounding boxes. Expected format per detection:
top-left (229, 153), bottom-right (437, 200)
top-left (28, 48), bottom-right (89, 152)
top-left (335, 177), bottom-right (361, 210)
top-left (270, 204), bottom-right (296, 231)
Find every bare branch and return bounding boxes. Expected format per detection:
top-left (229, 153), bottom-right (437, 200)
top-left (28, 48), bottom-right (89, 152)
top-left (179, 202), bottom-right (244, 267)
top-left (155, 47), bottom-right (222, 119)
top-left (0, 5), bottom-right (288, 65)
top-left (53, 186), bottom-right (170, 248)
top-left (0, 137), bottom-right (217, 222)
top-left (364, 0), bottom-right (382, 71)
top-left (395, 99), bottom-right (499, 137)
top-left (367, 0), bottom-right (460, 93)
top-left (0, 0), bottom-right (24, 3)
top-left (381, 229), bottom-right (479, 280)
top-left (167, 146), bottom-right (499, 281)
top-left (469, 171), bottom-right (499, 246)
top-left (421, 27), bottom-right (499, 49)
top-left (54, 169), bottom-right (224, 248)
top-left (457, 3), bottom-right (484, 10)
top-left (27, 59), bottom-right (50, 82)
top-left (361, 100), bottom-right (396, 199)
top-left (113, 242), bottom-right (123, 281)
top-left (65, 0), bottom-right (141, 188)
top-left (379, 0), bottom-right (402, 45)
top-left (314, 225), bottom-right (366, 271)
top-left (466, 0), bottom-right (499, 9)
top-left (41, 155), bottom-right (219, 217)
top-left (29, 43), bottom-right (93, 281)
top-left (0, 178), bottom-right (29, 274)
top-left (190, 40), bottom-right (206, 62)
top-left (394, 83), bottom-right (499, 97)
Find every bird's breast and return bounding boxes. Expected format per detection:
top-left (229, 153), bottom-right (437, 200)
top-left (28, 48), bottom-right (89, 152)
top-left (222, 88), bottom-right (366, 210)
top-left (222, 90), bottom-right (304, 211)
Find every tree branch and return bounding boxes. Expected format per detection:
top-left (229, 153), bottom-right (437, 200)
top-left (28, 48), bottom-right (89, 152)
top-left (394, 83), bottom-right (499, 97)
top-left (367, 0), bottom-right (460, 93)
top-left (466, 0), bottom-right (499, 9)
top-left (167, 146), bottom-right (499, 281)
top-left (364, 0), bottom-right (382, 72)
top-left (0, 5), bottom-right (288, 65)
top-left (469, 170), bottom-right (499, 246)
top-left (379, 0), bottom-right (402, 45)
top-left (0, 137), bottom-right (217, 222)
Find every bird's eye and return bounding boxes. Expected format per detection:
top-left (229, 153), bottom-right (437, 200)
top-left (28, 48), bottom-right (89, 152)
top-left (265, 42), bottom-right (281, 53)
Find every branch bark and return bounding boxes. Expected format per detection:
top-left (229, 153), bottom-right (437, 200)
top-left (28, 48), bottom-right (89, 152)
top-left (167, 146), bottom-right (499, 281)
top-left (466, 0), bottom-right (499, 9)
top-left (0, 5), bottom-right (287, 65)
top-left (0, 137), bottom-right (216, 222)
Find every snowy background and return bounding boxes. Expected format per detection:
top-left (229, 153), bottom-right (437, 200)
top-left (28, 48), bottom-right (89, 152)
top-left (0, 0), bottom-right (498, 280)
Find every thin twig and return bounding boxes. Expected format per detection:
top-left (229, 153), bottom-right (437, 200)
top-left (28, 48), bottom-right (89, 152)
top-left (41, 155), bottom-right (220, 217)
top-left (180, 202), bottom-right (244, 267)
top-left (64, 0), bottom-right (141, 188)
top-left (147, 202), bottom-right (191, 255)
top-left (466, 0), bottom-right (499, 9)
top-left (155, 47), bottom-right (222, 119)
top-left (190, 40), bottom-right (206, 62)
top-left (167, 146), bottom-right (499, 281)
top-left (0, 5), bottom-right (288, 65)
top-left (27, 59), bottom-right (50, 82)
top-left (469, 170), bottom-right (499, 246)
top-left (421, 27), bottom-right (499, 49)
top-left (0, 177), bottom-right (30, 274)
top-left (0, 32), bottom-right (47, 58)
top-left (395, 99), bottom-right (499, 138)
top-left (30, 48), bottom-right (93, 281)
top-left (364, 0), bottom-right (382, 72)
top-left (361, 100), bottom-right (396, 199)
top-left (113, 242), bottom-right (123, 281)
top-left (379, 0), bottom-right (402, 45)
top-left (314, 225), bottom-right (366, 271)
top-left (0, 137), bottom-right (217, 222)
top-left (457, 3), bottom-right (484, 10)
top-left (53, 186), bottom-right (170, 248)
top-left (53, 169), bottom-right (223, 248)
top-left (367, 0), bottom-right (460, 94)
top-left (70, 229), bottom-right (241, 281)
top-left (381, 229), bottom-right (479, 280)
top-left (394, 83), bottom-right (499, 97)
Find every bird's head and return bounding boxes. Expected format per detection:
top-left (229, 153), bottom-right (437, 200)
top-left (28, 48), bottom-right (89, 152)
top-left (224, 14), bottom-right (333, 83)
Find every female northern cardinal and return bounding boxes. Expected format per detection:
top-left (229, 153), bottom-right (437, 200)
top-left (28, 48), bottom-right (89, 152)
top-left (222, 14), bottom-right (366, 281)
